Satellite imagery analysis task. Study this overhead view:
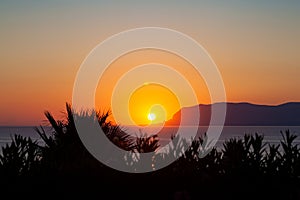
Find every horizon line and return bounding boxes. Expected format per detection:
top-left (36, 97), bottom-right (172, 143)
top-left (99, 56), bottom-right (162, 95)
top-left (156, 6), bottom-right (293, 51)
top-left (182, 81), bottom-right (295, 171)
top-left (1, 101), bottom-right (300, 127)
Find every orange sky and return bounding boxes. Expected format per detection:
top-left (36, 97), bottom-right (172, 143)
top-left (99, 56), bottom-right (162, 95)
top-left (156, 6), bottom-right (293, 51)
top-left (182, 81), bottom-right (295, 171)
top-left (0, 1), bottom-right (299, 126)
top-left (96, 49), bottom-right (210, 125)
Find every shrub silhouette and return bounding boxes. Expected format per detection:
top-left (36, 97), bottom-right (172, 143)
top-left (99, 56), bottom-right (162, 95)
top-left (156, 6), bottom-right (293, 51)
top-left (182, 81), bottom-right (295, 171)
top-left (279, 130), bottom-right (300, 177)
top-left (0, 135), bottom-right (40, 176)
top-left (0, 103), bottom-right (299, 199)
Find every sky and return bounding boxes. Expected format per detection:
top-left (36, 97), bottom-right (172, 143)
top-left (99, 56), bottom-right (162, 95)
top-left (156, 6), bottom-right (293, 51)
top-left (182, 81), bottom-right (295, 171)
top-left (0, 0), bottom-right (299, 126)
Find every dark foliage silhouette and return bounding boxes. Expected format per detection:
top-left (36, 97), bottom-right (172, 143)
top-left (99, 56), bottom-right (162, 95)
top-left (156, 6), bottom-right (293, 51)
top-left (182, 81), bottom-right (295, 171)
top-left (0, 135), bottom-right (40, 176)
top-left (0, 103), bottom-right (299, 199)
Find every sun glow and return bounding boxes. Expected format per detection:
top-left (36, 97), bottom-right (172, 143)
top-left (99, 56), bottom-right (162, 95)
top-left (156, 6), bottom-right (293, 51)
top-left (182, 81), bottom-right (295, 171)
top-left (147, 113), bottom-right (156, 121)
top-left (128, 83), bottom-right (180, 126)
top-left (95, 50), bottom-right (211, 126)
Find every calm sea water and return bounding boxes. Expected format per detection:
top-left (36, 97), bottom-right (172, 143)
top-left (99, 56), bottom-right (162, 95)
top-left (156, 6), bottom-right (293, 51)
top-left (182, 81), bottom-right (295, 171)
top-left (0, 126), bottom-right (50, 148)
top-left (123, 126), bottom-right (300, 149)
top-left (0, 126), bottom-right (300, 149)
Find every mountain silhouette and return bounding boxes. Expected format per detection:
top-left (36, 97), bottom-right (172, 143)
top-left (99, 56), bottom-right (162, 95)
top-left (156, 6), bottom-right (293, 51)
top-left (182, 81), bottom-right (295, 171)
top-left (165, 102), bottom-right (300, 126)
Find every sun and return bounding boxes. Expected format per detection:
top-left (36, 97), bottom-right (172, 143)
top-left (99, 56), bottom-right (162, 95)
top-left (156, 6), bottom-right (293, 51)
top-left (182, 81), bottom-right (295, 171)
top-left (128, 83), bottom-right (180, 126)
top-left (147, 113), bottom-right (156, 121)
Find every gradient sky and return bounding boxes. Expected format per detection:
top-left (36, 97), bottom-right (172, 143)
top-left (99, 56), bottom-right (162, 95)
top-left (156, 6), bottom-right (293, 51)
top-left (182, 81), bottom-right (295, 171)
top-left (0, 0), bottom-right (299, 126)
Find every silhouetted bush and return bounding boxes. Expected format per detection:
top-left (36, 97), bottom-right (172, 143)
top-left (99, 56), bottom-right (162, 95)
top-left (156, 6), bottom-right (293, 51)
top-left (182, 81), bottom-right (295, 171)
top-left (0, 103), bottom-right (299, 199)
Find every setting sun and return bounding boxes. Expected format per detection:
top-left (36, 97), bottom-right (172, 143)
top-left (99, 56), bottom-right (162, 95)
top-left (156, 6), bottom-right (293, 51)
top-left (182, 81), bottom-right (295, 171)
top-left (0, 1), bottom-right (299, 198)
top-left (128, 83), bottom-right (180, 126)
top-left (147, 113), bottom-right (156, 121)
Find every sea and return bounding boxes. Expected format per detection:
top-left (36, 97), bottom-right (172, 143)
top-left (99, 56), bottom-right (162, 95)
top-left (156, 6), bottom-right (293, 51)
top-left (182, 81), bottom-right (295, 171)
top-left (1, 126), bottom-right (300, 150)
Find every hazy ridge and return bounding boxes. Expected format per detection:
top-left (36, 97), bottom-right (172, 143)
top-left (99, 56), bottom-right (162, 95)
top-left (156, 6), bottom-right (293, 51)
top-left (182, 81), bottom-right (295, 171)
top-left (166, 102), bottom-right (300, 126)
